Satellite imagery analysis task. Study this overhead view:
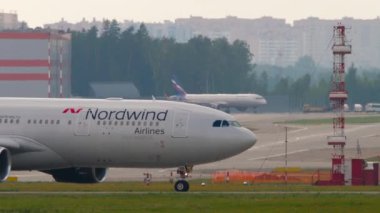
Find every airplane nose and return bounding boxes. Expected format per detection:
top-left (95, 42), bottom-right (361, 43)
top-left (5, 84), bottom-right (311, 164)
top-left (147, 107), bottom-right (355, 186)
top-left (210, 127), bottom-right (257, 162)
top-left (239, 128), bottom-right (257, 150)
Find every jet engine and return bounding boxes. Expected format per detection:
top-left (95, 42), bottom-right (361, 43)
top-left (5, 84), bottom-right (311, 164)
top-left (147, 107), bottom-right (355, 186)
top-left (0, 147), bottom-right (11, 182)
top-left (44, 167), bottom-right (108, 183)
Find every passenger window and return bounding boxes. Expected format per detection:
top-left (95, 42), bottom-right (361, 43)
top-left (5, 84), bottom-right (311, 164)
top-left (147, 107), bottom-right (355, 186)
top-left (109, 121), bottom-right (112, 125)
top-left (156, 121), bottom-right (159, 126)
top-left (97, 121), bottom-right (101, 125)
top-left (222, 120), bottom-right (229, 127)
top-left (114, 121), bottom-right (118, 126)
top-left (27, 119), bottom-right (31, 124)
top-left (68, 120), bottom-right (72, 125)
top-left (120, 121), bottom-right (124, 126)
top-left (4, 119), bottom-right (8, 124)
top-left (10, 119), bottom-right (13, 124)
top-left (51, 120), bottom-right (54, 124)
top-left (56, 120), bottom-right (60, 125)
top-left (45, 120), bottom-right (48, 124)
top-left (16, 119), bottom-right (19, 124)
top-left (213, 120), bottom-right (221, 127)
top-left (103, 121), bottom-right (107, 125)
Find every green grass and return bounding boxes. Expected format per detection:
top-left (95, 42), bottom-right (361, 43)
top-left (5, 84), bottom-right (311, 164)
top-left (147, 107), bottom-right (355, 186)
top-left (279, 115), bottom-right (380, 125)
top-left (1, 182), bottom-right (380, 212)
top-left (1, 193), bottom-right (380, 212)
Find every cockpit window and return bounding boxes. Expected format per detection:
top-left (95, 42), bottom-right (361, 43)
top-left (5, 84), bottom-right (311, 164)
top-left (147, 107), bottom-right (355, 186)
top-left (213, 120), bottom-right (240, 127)
top-left (229, 121), bottom-right (241, 127)
top-left (213, 120), bottom-right (222, 127)
top-left (222, 120), bottom-right (229, 127)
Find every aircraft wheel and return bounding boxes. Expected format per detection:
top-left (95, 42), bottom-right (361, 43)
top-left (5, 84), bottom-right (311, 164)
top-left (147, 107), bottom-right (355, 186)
top-left (174, 180), bottom-right (189, 192)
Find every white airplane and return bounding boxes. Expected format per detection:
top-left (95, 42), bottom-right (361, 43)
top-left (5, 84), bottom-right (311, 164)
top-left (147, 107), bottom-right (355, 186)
top-left (0, 97), bottom-right (256, 192)
top-left (169, 79), bottom-right (267, 112)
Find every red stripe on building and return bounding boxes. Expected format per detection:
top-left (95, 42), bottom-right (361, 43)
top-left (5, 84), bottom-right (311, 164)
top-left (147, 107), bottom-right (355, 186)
top-left (0, 73), bottom-right (49, 80)
top-left (0, 32), bottom-right (50, 39)
top-left (0, 60), bottom-right (49, 67)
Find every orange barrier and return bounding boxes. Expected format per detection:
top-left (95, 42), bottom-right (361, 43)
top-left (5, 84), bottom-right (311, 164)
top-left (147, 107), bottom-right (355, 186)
top-left (212, 170), bottom-right (331, 184)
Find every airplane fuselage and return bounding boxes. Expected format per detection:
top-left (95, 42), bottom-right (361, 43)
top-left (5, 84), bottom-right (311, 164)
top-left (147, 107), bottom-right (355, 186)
top-left (169, 79), bottom-right (266, 111)
top-left (0, 98), bottom-right (256, 171)
top-left (170, 93), bottom-right (267, 110)
top-left (187, 94), bottom-right (266, 107)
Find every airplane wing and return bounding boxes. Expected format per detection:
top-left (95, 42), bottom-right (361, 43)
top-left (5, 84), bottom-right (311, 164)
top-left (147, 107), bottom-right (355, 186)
top-left (0, 136), bottom-right (47, 153)
top-left (0, 135), bottom-right (70, 181)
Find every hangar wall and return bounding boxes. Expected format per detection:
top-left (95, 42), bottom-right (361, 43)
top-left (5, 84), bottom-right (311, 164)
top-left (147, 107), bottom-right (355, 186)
top-left (0, 32), bottom-right (71, 97)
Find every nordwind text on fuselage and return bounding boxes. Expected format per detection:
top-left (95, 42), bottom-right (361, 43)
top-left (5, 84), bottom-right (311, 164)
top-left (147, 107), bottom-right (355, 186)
top-left (85, 108), bottom-right (168, 121)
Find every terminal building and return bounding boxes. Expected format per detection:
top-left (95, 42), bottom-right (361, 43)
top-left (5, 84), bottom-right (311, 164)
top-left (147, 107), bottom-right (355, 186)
top-left (0, 31), bottom-right (71, 97)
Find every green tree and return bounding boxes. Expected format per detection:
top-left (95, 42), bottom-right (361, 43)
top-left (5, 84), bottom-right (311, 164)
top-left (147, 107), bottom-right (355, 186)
top-left (71, 26), bottom-right (254, 97)
top-left (131, 24), bottom-right (155, 96)
top-left (346, 64), bottom-right (358, 105)
top-left (289, 74), bottom-right (311, 109)
top-left (273, 77), bottom-right (289, 95)
top-left (257, 72), bottom-right (268, 95)
top-left (293, 56), bottom-right (317, 76)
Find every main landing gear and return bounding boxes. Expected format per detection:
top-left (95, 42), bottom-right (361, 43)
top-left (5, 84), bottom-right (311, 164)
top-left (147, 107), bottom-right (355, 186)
top-left (174, 165), bottom-right (193, 192)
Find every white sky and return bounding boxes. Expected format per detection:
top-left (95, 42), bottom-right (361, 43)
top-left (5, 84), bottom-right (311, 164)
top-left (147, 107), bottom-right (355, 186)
top-left (2, 0), bottom-right (380, 27)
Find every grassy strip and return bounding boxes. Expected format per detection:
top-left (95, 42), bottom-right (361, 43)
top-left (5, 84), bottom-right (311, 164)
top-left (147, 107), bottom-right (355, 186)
top-left (1, 193), bottom-right (380, 212)
top-left (279, 115), bottom-right (380, 125)
top-left (1, 182), bottom-right (380, 212)
top-left (2, 181), bottom-right (380, 192)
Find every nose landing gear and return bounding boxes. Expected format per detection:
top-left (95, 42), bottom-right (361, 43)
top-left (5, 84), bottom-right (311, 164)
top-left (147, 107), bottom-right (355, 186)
top-left (174, 165), bottom-right (193, 192)
top-left (174, 179), bottom-right (189, 192)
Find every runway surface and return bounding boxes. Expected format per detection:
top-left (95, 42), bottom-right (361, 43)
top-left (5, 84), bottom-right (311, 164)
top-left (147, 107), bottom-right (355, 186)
top-left (10, 112), bottom-right (380, 182)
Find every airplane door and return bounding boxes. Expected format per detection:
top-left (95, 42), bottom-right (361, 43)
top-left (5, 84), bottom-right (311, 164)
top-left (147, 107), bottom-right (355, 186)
top-left (171, 111), bottom-right (189, 138)
top-left (74, 108), bottom-right (90, 136)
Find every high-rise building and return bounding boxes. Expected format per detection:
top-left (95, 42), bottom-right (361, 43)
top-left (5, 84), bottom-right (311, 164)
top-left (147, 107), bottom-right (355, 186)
top-left (0, 12), bottom-right (18, 30)
top-left (45, 16), bottom-right (380, 68)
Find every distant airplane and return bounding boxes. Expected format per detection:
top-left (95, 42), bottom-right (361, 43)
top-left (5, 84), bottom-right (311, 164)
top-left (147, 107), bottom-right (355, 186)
top-left (169, 79), bottom-right (267, 112)
top-left (0, 97), bottom-right (256, 192)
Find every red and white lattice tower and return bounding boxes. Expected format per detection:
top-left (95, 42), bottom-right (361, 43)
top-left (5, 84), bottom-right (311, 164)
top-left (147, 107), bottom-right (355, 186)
top-left (327, 24), bottom-right (351, 185)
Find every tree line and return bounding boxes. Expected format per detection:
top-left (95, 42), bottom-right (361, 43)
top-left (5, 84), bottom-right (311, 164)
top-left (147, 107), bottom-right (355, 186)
top-left (252, 61), bottom-right (380, 110)
top-left (71, 20), bottom-right (252, 97)
top-left (71, 20), bottom-right (380, 110)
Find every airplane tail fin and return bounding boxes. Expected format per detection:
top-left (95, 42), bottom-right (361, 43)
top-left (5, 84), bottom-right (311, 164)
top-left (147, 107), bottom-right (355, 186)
top-left (171, 79), bottom-right (187, 97)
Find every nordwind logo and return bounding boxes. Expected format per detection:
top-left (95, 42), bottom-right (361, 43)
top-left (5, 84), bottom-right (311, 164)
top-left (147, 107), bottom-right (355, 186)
top-left (85, 108), bottom-right (168, 121)
top-left (62, 107), bottom-right (168, 121)
top-left (63, 108), bottom-right (83, 114)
